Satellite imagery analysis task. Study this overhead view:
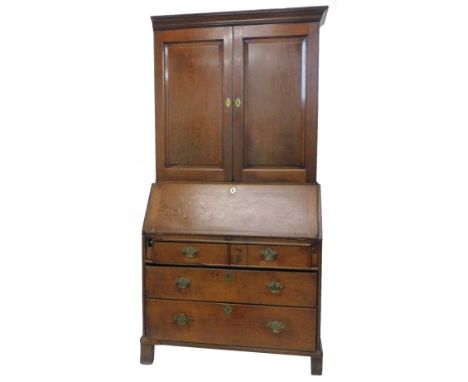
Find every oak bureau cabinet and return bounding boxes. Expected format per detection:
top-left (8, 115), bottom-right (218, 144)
top-left (141, 6), bottom-right (328, 376)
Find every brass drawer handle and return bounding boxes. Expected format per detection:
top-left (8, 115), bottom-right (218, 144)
top-left (267, 320), bottom-right (286, 334)
top-left (182, 246), bottom-right (199, 258)
top-left (175, 276), bottom-right (191, 289)
top-left (234, 98), bottom-right (241, 108)
top-left (261, 247), bottom-right (278, 261)
top-left (266, 280), bottom-right (284, 293)
top-left (225, 97), bottom-right (231, 108)
top-left (174, 313), bottom-right (191, 326)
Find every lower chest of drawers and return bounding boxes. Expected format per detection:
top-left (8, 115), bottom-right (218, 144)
top-left (143, 241), bottom-right (320, 353)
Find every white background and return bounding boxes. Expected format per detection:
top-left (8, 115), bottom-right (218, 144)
top-left (1, 0), bottom-right (468, 381)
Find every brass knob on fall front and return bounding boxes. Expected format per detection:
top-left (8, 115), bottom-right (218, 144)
top-left (175, 276), bottom-right (191, 289)
top-left (234, 98), bottom-right (241, 108)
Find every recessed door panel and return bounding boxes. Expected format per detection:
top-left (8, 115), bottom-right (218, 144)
top-left (244, 37), bottom-right (305, 168)
top-left (165, 41), bottom-right (223, 167)
top-left (155, 27), bottom-right (232, 181)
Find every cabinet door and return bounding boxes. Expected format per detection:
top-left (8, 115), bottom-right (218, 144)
top-left (155, 27), bottom-right (232, 181)
top-left (233, 23), bottom-right (319, 182)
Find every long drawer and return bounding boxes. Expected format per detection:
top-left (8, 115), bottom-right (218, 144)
top-left (145, 266), bottom-right (317, 307)
top-left (146, 299), bottom-right (317, 351)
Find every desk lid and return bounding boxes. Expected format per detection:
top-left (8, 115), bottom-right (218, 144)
top-left (143, 182), bottom-right (321, 240)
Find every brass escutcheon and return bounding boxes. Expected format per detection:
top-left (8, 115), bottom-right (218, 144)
top-left (224, 270), bottom-right (232, 282)
top-left (224, 304), bottom-right (233, 316)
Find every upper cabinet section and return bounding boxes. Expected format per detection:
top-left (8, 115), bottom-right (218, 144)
top-left (152, 7), bottom-right (328, 183)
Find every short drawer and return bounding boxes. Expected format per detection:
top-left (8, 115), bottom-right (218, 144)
top-left (146, 242), bottom-right (228, 266)
top-left (230, 244), bottom-right (319, 269)
top-left (145, 266), bottom-right (317, 307)
top-left (146, 299), bottom-right (316, 351)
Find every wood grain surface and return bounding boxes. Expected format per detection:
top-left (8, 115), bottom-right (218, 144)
top-left (145, 265), bottom-right (317, 307)
top-left (231, 244), bottom-right (315, 269)
top-left (233, 23), bottom-right (319, 182)
top-left (143, 182), bottom-right (320, 239)
top-left (155, 27), bottom-right (233, 181)
top-left (146, 299), bottom-right (317, 351)
top-left (148, 242), bottom-right (228, 266)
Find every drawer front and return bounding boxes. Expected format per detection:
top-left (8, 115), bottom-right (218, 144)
top-left (147, 242), bottom-right (228, 266)
top-left (231, 244), bottom-right (318, 269)
top-left (145, 266), bottom-right (317, 307)
top-left (146, 299), bottom-right (316, 351)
